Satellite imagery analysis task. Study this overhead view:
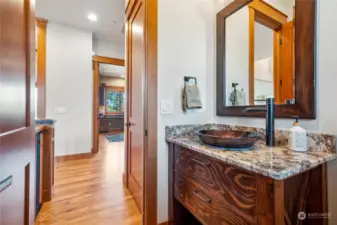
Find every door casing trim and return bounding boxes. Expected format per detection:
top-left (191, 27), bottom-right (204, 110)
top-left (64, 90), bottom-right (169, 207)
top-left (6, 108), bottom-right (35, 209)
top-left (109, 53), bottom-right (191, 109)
top-left (91, 55), bottom-right (126, 154)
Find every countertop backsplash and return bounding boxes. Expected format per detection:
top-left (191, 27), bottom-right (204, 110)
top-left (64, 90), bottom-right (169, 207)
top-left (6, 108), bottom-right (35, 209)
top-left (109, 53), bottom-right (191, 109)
top-left (166, 123), bottom-right (336, 153)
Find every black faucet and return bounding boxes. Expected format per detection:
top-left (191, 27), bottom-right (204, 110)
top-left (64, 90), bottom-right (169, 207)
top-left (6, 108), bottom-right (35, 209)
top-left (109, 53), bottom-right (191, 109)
top-left (243, 98), bottom-right (275, 147)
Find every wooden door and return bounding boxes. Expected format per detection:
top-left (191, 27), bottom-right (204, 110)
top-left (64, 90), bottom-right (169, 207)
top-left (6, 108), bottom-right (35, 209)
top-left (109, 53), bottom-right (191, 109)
top-left (279, 20), bottom-right (295, 103)
top-left (0, 0), bottom-right (36, 225)
top-left (126, 0), bottom-right (145, 212)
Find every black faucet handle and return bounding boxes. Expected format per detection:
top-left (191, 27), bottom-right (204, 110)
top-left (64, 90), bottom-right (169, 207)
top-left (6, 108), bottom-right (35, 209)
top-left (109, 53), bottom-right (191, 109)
top-left (266, 97), bottom-right (274, 104)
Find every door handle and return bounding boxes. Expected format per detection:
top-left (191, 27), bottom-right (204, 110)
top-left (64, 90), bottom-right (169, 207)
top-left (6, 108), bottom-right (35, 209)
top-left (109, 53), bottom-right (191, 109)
top-left (125, 122), bottom-right (135, 127)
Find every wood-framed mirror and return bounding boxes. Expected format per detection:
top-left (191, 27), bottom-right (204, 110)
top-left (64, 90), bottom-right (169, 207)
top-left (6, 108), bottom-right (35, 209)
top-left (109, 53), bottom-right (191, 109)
top-left (216, 0), bottom-right (316, 118)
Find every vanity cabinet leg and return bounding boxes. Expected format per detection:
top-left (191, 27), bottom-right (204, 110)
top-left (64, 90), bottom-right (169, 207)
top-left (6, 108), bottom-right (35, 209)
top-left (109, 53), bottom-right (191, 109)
top-left (274, 180), bottom-right (285, 225)
top-left (256, 176), bottom-right (275, 225)
top-left (168, 143), bottom-right (175, 224)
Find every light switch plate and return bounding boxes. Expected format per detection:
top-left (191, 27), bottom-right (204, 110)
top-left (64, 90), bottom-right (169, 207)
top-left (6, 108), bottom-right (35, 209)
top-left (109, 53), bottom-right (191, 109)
top-left (160, 100), bottom-right (173, 115)
top-left (54, 107), bottom-right (67, 114)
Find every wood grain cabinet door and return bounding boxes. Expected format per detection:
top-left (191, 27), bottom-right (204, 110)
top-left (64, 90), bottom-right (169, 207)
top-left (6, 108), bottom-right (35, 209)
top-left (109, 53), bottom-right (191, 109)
top-left (174, 173), bottom-right (214, 225)
top-left (0, 0), bottom-right (36, 224)
top-left (175, 147), bottom-right (258, 225)
top-left (209, 164), bottom-right (257, 225)
top-left (175, 147), bottom-right (217, 189)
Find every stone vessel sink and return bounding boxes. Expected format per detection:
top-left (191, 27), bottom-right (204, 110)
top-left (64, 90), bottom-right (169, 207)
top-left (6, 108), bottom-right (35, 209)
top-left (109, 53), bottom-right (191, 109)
top-left (197, 129), bottom-right (259, 149)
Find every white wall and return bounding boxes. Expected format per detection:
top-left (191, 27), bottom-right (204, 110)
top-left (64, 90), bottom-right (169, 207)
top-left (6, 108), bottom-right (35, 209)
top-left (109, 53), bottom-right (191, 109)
top-left (93, 39), bottom-right (125, 59)
top-left (46, 21), bottom-right (93, 156)
top-left (255, 23), bottom-right (274, 61)
top-left (158, 0), bottom-right (337, 223)
top-left (157, 0), bottom-right (215, 222)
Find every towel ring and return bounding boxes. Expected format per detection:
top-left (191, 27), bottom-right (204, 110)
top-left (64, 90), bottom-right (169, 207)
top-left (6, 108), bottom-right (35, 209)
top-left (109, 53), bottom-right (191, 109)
top-left (184, 76), bottom-right (197, 85)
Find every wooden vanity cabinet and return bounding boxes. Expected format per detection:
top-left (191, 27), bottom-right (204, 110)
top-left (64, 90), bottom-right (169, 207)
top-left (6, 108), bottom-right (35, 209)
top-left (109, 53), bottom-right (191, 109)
top-left (168, 144), bottom-right (327, 225)
top-left (35, 125), bottom-right (55, 216)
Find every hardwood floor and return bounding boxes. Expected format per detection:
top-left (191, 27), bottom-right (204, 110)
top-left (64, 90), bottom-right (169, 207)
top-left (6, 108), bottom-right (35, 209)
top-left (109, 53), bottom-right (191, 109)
top-left (35, 134), bottom-right (141, 225)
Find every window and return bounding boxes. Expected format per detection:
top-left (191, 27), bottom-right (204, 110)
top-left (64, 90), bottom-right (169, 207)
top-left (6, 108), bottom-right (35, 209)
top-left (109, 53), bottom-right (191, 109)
top-left (105, 86), bottom-right (125, 114)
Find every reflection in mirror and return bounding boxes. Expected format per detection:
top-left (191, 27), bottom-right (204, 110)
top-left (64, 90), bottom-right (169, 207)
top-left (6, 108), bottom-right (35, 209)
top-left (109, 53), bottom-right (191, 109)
top-left (225, 0), bottom-right (295, 107)
top-left (254, 22), bottom-right (274, 105)
top-left (225, 6), bottom-right (249, 106)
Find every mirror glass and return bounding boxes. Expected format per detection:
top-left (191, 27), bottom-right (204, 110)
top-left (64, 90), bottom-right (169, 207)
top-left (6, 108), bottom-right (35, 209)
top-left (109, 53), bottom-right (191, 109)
top-left (225, 0), bottom-right (295, 106)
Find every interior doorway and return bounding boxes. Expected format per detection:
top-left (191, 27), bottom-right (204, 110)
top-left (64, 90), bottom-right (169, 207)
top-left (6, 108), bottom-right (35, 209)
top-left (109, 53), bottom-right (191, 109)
top-left (33, 0), bottom-right (157, 224)
top-left (92, 55), bottom-right (125, 155)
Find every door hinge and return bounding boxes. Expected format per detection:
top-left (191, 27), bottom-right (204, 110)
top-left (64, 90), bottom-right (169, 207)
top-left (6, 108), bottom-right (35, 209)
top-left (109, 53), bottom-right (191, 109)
top-left (280, 80), bottom-right (283, 86)
top-left (145, 129), bottom-right (148, 137)
top-left (280, 37), bottom-right (283, 45)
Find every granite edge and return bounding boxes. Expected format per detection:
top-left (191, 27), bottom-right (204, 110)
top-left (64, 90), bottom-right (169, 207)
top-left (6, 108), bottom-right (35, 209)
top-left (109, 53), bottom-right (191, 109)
top-left (165, 123), bottom-right (336, 153)
top-left (166, 136), bottom-right (337, 180)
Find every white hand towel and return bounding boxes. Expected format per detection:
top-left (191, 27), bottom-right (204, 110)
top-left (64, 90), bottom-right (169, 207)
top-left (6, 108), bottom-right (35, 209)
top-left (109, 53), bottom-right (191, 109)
top-left (183, 84), bottom-right (202, 111)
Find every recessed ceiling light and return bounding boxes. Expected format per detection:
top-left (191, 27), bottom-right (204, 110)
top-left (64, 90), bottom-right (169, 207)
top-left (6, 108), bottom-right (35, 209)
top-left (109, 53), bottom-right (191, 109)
top-left (88, 13), bottom-right (97, 21)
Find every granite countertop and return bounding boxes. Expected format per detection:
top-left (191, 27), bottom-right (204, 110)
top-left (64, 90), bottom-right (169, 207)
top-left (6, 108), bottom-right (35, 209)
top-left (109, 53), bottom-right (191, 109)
top-left (35, 125), bottom-right (46, 133)
top-left (35, 125), bottom-right (54, 134)
top-left (166, 136), bottom-right (337, 180)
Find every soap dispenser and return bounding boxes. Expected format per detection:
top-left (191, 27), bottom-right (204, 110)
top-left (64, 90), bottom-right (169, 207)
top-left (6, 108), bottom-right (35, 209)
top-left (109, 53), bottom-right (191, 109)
top-left (288, 116), bottom-right (307, 152)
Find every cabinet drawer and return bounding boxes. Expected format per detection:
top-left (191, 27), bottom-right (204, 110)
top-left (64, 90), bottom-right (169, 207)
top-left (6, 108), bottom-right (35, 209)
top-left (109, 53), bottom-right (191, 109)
top-left (174, 146), bottom-right (257, 225)
top-left (175, 147), bottom-right (215, 187)
top-left (175, 172), bottom-right (213, 225)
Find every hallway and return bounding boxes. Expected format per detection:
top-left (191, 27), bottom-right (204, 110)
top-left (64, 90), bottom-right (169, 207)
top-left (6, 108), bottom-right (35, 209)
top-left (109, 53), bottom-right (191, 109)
top-left (35, 135), bottom-right (141, 225)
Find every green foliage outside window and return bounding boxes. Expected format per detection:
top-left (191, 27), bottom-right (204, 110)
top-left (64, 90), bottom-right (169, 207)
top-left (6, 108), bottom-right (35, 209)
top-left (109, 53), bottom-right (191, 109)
top-left (106, 91), bottom-right (124, 113)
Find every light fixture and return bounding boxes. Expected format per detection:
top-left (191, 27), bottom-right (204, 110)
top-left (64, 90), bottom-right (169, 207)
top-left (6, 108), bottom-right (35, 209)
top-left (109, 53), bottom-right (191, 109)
top-left (88, 13), bottom-right (97, 21)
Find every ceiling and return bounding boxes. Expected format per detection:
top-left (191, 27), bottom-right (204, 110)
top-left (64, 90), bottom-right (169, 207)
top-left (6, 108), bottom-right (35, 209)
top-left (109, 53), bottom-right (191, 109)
top-left (36, 0), bottom-right (125, 44)
top-left (99, 64), bottom-right (125, 78)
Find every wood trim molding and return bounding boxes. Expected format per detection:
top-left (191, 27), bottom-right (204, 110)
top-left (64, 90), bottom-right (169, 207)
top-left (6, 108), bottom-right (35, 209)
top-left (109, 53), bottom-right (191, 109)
top-left (92, 56), bottom-right (125, 154)
top-left (36, 18), bottom-right (48, 118)
top-left (92, 61), bottom-right (99, 154)
top-left (105, 85), bottom-right (124, 92)
top-left (273, 31), bottom-right (281, 104)
top-left (143, 0), bottom-right (158, 224)
top-left (93, 55), bottom-right (125, 66)
top-left (217, 0), bottom-right (251, 18)
top-left (125, 0), bottom-right (137, 20)
top-left (36, 17), bottom-right (48, 28)
top-left (249, 0), bottom-right (288, 24)
top-left (55, 152), bottom-right (93, 163)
